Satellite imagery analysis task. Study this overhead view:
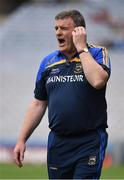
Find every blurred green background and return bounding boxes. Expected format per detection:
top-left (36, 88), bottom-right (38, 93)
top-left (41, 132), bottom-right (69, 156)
top-left (0, 163), bottom-right (124, 179)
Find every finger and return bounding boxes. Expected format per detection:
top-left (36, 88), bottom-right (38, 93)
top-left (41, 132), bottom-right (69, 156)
top-left (14, 151), bottom-right (23, 167)
top-left (20, 151), bottom-right (24, 162)
top-left (16, 159), bottom-right (23, 167)
top-left (80, 27), bottom-right (86, 33)
top-left (72, 31), bottom-right (76, 36)
top-left (74, 27), bottom-right (80, 33)
top-left (74, 27), bottom-right (84, 35)
top-left (75, 26), bottom-right (85, 32)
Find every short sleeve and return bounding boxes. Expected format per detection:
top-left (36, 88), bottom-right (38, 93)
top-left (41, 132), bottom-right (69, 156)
top-left (34, 60), bottom-right (47, 100)
top-left (94, 47), bottom-right (111, 76)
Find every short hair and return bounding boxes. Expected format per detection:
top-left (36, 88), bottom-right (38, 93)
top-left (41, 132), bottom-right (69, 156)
top-left (55, 10), bottom-right (86, 28)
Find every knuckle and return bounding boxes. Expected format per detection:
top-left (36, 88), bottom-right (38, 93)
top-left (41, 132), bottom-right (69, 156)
top-left (14, 148), bottom-right (19, 153)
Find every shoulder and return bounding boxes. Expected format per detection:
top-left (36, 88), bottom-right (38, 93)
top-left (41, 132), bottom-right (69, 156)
top-left (89, 44), bottom-right (111, 70)
top-left (39, 50), bottom-right (59, 71)
top-left (88, 44), bottom-right (108, 57)
top-left (36, 50), bottom-right (59, 82)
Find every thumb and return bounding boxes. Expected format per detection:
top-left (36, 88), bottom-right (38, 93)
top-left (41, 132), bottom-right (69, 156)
top-left (72, 30), bottom-right (75, 36)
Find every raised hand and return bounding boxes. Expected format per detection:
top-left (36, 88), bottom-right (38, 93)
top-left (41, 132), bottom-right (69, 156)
top-left (72, 26), bottom-right (87, 52)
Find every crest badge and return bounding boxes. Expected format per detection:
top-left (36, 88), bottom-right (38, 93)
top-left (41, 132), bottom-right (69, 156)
top-left (74, 63), bottom-right (83, 74)
top-left (88, 156), bottom-right (97, 166)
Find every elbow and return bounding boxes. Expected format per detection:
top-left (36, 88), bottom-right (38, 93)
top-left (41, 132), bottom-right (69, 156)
top-left (90, 71), bottom-right (109, 89)
top-left (92, 79), bottom-right (107, 90)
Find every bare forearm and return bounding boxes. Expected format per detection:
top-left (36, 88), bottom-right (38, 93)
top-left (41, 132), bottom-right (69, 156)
top-left (14, 99), bottom-right (47, 167)
top-left (79, 52), bottom-right (109, 89)
top-left (18, 99), bottom-right (47, 143)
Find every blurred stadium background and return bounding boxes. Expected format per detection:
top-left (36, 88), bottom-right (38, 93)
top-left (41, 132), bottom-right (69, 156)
top-left (0, 0), bottom-right (124, 178)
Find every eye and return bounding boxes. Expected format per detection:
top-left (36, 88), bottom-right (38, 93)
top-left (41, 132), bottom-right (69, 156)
top-left (62, 27), bottom-right (68, 30)
top-left (55, 26), bottom-right (58, 31)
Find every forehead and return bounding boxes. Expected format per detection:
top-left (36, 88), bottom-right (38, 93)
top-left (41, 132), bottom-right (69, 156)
top-left (55, 17), bottom-right (75, 27)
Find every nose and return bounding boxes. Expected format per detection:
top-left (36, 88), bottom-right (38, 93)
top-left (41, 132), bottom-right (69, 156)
top-left (56, 28), bottom-right (62, 36)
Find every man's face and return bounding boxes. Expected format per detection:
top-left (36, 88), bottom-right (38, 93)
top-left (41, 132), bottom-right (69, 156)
top-left (55, 17), bottom-right (76, 54)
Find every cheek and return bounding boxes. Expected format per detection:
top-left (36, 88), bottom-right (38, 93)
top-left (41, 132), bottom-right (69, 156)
top-left (70, 38), bottom-right (74, 46)
top-left (67, 36), bottom-right (73, 44)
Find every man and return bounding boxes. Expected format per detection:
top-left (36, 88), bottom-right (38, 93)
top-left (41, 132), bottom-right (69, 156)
top-left (14, 10), bottom-right (111, 179)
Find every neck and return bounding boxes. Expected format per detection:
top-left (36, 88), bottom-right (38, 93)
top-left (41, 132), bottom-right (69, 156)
top-left (62, 49), bottom-right (77, 60)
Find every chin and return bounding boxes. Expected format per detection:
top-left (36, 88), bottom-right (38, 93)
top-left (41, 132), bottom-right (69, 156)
top-left (58, 47), bottom-right (67, 52)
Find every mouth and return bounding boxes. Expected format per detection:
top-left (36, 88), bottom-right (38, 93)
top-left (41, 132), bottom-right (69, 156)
top-left (57, 38), bottom-right (66, 47)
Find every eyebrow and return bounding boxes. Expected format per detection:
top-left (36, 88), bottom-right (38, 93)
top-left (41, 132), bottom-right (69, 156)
top-left (55, 25), bottom-right (69, 29)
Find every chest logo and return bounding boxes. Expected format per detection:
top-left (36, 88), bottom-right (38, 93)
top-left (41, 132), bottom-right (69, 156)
top-left (74, 63), bottom-right (83, 74)
top-left (50, 68), bottom-right (60, 75)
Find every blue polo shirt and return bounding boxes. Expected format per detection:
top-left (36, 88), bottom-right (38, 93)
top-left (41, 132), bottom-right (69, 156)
top-left (34, 44), bottom-right (111, 136)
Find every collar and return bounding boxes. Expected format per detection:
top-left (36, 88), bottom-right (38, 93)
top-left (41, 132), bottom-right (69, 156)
top-left (57, 50), bottom-right (79, 60)
top-left (57, 43), bottom-right (90, 60)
